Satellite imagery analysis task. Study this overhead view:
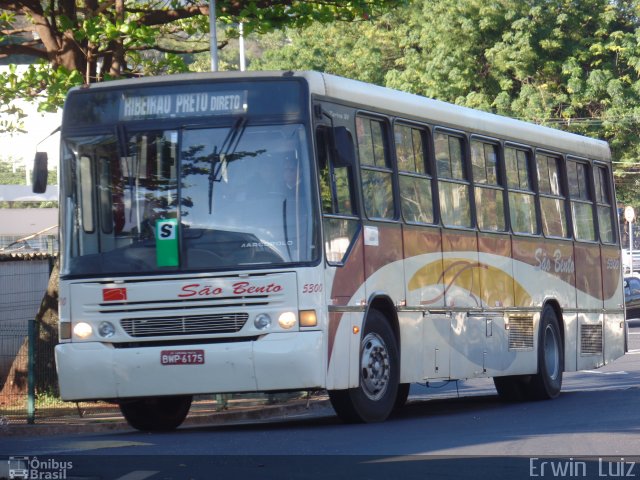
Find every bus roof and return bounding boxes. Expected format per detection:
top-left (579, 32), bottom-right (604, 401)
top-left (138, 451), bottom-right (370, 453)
top-left (70, 70), bottom-right (611, 162)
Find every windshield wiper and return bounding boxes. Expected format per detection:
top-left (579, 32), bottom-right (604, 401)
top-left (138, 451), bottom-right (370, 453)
top-left (208, 117), bottom-right (247, 214)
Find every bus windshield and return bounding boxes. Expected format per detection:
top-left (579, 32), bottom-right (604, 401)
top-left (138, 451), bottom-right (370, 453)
top-left (61, 123), bottom-right (316, 276)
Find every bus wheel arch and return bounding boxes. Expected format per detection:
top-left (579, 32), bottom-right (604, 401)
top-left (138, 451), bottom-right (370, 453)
top-left (328, 300), bottom-right (400, 423)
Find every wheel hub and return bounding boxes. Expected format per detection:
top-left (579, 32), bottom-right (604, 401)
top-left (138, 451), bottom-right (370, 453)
top-left (360, 332), bottom-right (390, 400)
top-left (543, 324), bottom-right (560, 380)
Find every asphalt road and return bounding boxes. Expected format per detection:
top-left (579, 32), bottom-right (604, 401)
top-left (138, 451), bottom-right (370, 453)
top-left (1, 322), bottom-right (639, 479)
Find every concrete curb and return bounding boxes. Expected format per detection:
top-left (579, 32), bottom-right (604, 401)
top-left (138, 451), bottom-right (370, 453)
top-left (1, 398), bottom-right (332, 437)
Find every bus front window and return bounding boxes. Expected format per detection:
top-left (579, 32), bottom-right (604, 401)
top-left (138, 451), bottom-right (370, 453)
top-left (61, 123), bottom-right (316, 277)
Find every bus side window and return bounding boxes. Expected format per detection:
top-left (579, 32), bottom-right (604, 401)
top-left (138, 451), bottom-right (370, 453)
top-left (434, 131), bottom-right (471, 228)
top-left (505, 146), bottom-right (538, 235)
top-left (471, 139), bottom-right (505, 232)
top-left (594, 164), bottom-right (614, 243)
top-left (356, 116), bottom-right (394, 220)
top-left (317, 125), bottom-right (359, 264)
top-left (567, 158), bottom-right (595, 241)
top-left (537, 152), bottom-right (569, 238)
top-left (317, 127), bottom-right (355, 216)
top-left (395, 123), bottom-right (434, 224)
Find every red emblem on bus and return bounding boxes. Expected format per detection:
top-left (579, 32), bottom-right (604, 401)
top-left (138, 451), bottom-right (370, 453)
top-left (103, 288), bottom-right (127, 302)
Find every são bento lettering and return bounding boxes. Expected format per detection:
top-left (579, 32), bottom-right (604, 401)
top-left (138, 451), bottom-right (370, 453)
top-left (178, 281), bottom-right (283, 298)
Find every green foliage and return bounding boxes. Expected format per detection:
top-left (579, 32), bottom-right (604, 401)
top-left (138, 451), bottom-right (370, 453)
top-left (0, 63), bottom-right (83, 132)
top-left (252, 12), bottom-right (401, 86)
top-left (0, 0), bottom-right (405, 132)
top-left (256, 0), bottom-right (640, 205)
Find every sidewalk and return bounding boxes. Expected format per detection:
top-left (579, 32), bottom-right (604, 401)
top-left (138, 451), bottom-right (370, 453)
top-left (1, 394), bottom-right (333, 437)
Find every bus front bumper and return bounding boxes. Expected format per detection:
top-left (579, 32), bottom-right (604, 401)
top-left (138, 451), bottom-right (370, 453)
top-left (55, 332), bottom-right (325, 401)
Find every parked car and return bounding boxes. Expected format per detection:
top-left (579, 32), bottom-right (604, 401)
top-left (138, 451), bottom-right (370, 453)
top-left (624, 276), bottom-right (640, 320)
top-left (622, 250), bottom-right (640, 274)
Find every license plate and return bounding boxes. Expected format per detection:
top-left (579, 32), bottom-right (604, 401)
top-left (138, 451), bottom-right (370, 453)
top-left (161, 349), bottom-right (205, 365)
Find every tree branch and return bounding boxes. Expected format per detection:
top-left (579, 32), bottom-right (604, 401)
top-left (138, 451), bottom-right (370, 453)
top-left (0, 42), bottom-right (47, 59)
top-left (0, 27), bottom-right (35, 36)
top-left (129, 5), bottom-right (210, 26)
top-left (126, 40), bottom-right (227, 54)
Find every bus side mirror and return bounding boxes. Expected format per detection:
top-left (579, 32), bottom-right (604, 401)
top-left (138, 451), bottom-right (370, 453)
top-left (332, 127), bottom-right (355, 168)
top-left (32, 152), bottom-right (48, 194)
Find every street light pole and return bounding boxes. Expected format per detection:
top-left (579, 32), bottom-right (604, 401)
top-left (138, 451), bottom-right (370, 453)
top-left (625, 206), bottom-right (635, 275)
top-left (239, 21), bottom-right (246, 71)
top-left (209, 0), bottom-right (218, 72)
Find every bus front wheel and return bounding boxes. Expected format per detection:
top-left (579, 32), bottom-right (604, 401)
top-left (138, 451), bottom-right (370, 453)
top-left (328, 309), bottom-right (400, 423)
top-left (119, 395), bottom-right (192, 431)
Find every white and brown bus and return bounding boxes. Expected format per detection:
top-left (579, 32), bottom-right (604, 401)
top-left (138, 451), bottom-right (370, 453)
top-left (34, 71), bottom-right (626, 430)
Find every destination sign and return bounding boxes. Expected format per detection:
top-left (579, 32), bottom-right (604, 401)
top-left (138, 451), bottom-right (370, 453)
top-left (120, 91), bottom-right (248, 120)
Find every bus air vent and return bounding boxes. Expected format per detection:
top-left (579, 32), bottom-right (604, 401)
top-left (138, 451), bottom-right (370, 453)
top-left (121, 313), bottom-right (249, 337)
top-left (508, 316), bottom-right (534, 350)
top-left (580, 324), bottom-right (603, 355)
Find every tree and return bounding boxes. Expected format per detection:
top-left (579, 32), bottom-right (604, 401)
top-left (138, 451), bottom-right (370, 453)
top-left (256, 0), bottom-right (640, 205)
top-left (252, 10), bottom-right (402, 85)
top-left (0, 0), bottom-right (405, 131)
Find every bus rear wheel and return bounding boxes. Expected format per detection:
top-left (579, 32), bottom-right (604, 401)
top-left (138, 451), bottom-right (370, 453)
top-left (493, 306), bottom-right (563, 401)
top-left (119, 395), bottom-right (192, 431)
top-left (328, 309), bottom-right (399, 423)
top-left (525, 305), bottom-right (563, 399)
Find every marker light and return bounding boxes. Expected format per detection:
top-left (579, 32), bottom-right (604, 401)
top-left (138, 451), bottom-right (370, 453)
top-left (299, 310), bottom-right (317, 327)
top-left (73, 322), bottom-right (93, 339)
top-left (254, 313), bottom-right (272, 330)
top-left (60, 322), bottom-right (71, 340)
top-left (278, 311), bottom-right (297, 329)
top-left (98, 321), bottom-right (116, 338)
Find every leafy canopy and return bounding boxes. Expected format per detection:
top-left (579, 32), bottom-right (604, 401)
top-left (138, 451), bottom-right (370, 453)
top-left (256, 0), bottom-right (640, 206)
top-left (0, 0), bottom-right (405, 131)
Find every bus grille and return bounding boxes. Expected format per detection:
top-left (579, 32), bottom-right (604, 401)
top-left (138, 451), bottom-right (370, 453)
top-left (580, 324), bottom-right (603, 355)
top-left (121, 313), bottom-right (249, 337)
top-left (508, 316), bottom-right (534, 350)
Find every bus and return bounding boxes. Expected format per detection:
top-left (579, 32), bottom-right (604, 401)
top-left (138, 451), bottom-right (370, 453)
top-left (33, 71), bottom-right (626, 430)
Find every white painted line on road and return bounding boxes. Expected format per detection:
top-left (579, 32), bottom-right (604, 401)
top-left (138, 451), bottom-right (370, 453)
top-left (580, 370), bottom-right (628, 375)
top-left (626, 348), bottom-right (640, 354)
top-left (66, 440), bottom-right (153, 451)
top-left (115, 471), bottom-right (159, 480)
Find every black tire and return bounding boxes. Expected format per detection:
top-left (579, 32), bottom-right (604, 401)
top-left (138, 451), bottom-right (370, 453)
top-left (494, 306), bottom-right (563, 402)
top-left (120, 395), bottom-right (192, 431)
top-left (328, 309), bottom-right (400, 423)
top-left (493, 375), bottom-right (526, 401)
top-left (525, 305), bottom-right (563, 399)
top-left (394, 383), bottom-right (410, 410)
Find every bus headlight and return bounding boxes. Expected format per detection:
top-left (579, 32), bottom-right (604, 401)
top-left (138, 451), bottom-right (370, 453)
top-left (254, 313), bottom-right (272, 330)
top-left (73, 322), bottom-right (93, 339)
top-left (278, 311), bottom-right (297, 329)
top-left (98, 321), bottom-right (116, 338)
